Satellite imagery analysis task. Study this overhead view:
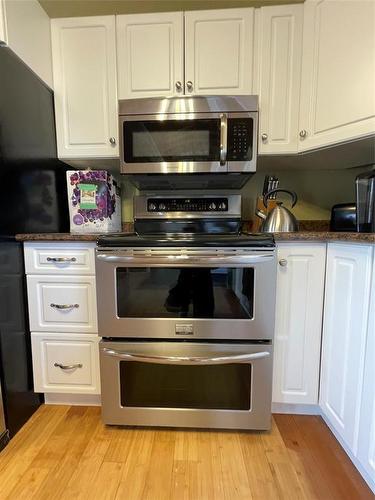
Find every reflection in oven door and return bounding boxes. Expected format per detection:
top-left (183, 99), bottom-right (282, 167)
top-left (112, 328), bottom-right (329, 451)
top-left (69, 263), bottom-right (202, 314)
top-left (100, 341), bottom-right (273, 430)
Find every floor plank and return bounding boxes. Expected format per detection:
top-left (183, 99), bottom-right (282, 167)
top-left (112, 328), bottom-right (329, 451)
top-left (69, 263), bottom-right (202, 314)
top-left (0, 405), bottom-right (372, 500)
top-left (274, 414), bottom-right (374, 500)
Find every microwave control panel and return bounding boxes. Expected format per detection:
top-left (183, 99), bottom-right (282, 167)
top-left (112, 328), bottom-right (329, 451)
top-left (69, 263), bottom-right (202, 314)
top-left (227, 118), bottom-right (253, 161)
top-left (147, 198), bottom-right (228, 212)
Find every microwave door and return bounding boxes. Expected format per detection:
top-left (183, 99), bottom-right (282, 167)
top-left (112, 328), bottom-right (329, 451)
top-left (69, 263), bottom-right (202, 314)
top-left (120, 113), bottom-right (227, 174)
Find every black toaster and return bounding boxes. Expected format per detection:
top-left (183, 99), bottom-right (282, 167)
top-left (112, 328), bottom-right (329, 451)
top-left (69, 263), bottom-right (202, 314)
top-left (330, 203), bottom-right (357, 232)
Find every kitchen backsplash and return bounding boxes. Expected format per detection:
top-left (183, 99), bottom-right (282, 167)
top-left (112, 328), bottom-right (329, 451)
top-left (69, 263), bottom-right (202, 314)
top-left (120, 167), bottom-right (366, 222)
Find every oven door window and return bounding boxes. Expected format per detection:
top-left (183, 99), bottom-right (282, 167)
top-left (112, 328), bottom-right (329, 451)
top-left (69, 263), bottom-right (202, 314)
top-left (120, 361), bottom-right (251, 410)
top-left (123, 119), bottom-right (220, 163)
top-left (116, 267), bottom-right (254, 319)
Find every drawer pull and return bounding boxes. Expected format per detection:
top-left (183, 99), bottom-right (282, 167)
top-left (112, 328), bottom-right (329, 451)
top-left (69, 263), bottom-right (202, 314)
top-left (47, 257), bottom-right (77, 263)
top-left (54, 362), bottom-right (83, 370)
top-left (50, 303), bottom-right (79, 310)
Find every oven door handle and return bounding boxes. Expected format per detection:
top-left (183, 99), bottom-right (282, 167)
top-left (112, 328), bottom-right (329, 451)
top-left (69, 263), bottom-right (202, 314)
top-left (96, 253), bottom-right (274, 265)
top-left (102, 348), bottom-right (270, 365)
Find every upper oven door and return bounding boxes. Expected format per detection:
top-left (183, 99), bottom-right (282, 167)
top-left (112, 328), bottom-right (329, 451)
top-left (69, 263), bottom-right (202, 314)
top-left (119, 112), bottom-right (257, 174)
top-left (95, 248), bottom-right (276, 340)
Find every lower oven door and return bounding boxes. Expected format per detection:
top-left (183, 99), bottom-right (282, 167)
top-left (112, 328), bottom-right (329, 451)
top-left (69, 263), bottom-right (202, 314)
top-left (100, 340), bottom-right (273, 430)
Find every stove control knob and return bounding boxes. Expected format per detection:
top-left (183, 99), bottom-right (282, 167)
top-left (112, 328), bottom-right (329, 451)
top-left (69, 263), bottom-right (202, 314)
top-left (219, 202), bottom-right (226, 210)
top-left (208, 202), bottom-right (216, 210)
top-left (159, 203), bottom-right (166, 211)
top-left (148, 203), bottom-right (157, 211)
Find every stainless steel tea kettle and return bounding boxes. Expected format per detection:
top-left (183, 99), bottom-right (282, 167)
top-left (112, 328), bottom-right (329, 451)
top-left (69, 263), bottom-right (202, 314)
top-left (256, 189), bottom-right (299, 232)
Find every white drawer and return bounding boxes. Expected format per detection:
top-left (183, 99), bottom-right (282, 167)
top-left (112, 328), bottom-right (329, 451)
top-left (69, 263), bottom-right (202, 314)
top-left (24, 242), bottom-right (96, 275)
top-left (31, 333), bottom-right (100, 394)
top-left (27, 275), bottom-right (98, 333)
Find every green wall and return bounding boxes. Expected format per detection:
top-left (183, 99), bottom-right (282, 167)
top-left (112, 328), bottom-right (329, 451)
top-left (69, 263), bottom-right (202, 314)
top-left (120, 167), bottom-right (366, 223)
top-left (40, 0), bottom-right (303, 18)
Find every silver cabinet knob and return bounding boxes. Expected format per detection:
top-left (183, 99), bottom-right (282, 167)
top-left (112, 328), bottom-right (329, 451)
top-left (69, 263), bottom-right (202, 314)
top-left (175, 81), bottom-right (182, 92)
top-left (299, 129), bottom-right (307, 139)
top-left (109, 137), bottom-right (116, 145)
top-left (279, 259), bottom-right (288, 267)
top-left (186, 81), bottom-right (193, 92)
top-left (261, 133), bottom-right (268, 142)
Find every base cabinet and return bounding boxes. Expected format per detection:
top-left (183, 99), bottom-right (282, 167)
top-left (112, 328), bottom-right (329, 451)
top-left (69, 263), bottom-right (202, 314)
top-left (273, 243), bottom-right (326, 405)
top-left (31, 332), bottom-right (100, 395)
top-left (24, 242), bottom-right (100, 398)
top-left (356, 254), bottom-right (375, 491)
top-left (320, 244), bottom-right (373, 451)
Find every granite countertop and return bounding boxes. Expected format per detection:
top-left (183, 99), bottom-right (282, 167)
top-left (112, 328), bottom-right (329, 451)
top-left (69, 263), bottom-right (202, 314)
top-left (274, 231), bottom-right (375, 243)
top-left (15, 231), bottom-right (375, 243)
top-left (16, 233), bottom-right (100, 241)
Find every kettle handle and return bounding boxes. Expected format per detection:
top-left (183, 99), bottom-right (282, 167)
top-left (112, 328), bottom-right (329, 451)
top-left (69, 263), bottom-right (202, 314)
top-left (263, 189), bottom-right (298, 208)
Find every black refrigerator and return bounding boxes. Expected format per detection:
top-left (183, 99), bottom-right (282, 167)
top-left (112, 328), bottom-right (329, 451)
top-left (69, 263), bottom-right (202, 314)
top-left (0, 46), bottom-right (70, 448)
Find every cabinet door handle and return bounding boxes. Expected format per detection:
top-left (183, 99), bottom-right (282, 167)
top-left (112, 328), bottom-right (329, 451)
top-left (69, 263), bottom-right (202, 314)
top-left (46, 257), bottom-right (76, 263)
top-left (299, 129), bottom-right (307, 139)
top-left (261, 133), bottom-right (268, 142)
top-left (109, 137), bottom-right (116, 145)
top-left (54, 362), bottom-right (83, 370)
top-left (186, 81), bottom-right (193, 92)
top-left (50, 303), bottom-right (79, 310)
top-left (175, 81), bottom-right (183, 91)
top-left (279, 259), bottom-right (288, 267)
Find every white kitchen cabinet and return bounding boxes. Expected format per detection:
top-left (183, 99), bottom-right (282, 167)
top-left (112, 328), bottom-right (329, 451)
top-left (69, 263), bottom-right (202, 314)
top-left (185, 8), bottom-right (254, 95)
top-left (357, 253), bottom-right (375, 492)
top-left (116, 12), bottom-right (184, 99)
top-left (320, 243), bottom-right (373, 451)
top-left (24, 242), bottom-right (96, 276)
top-left (272, 243), bottom-right (326, 405)
top-left (51, 16), bottom-right (118, 158)
top-left (0, 0), bottom-right (6, 44)
top-left (0, 0), bottom-right (53, 87)
top-left (31, 332), bottom-right (100, 395)
top-left (255, 4), bottom-right (303, 154)
top-left (25, 242), bottom-right (100, 399)
top-left (298, 0), bottom-right (375, 151)
top-left (27, 275), bottom-right (98, 334)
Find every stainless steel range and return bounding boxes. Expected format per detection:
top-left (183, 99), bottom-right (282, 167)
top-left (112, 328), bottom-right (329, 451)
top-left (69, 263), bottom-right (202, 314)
top-left (96, 194), bottom-right (277, 430)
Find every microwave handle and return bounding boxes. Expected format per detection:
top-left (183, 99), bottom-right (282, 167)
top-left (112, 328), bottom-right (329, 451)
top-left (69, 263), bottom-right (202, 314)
top-left (220, 113), bottom-right (227, 166)
top-left (102, 348), bottom-right (270, 365)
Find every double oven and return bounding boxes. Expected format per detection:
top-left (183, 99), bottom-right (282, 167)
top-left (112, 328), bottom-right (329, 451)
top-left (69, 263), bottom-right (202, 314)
top-left (96, 196), bottom-right (277, 430)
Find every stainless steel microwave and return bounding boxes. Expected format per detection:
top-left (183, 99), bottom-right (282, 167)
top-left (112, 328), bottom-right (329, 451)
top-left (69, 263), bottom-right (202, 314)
top-left (119, 95), bottom-right (258, 175)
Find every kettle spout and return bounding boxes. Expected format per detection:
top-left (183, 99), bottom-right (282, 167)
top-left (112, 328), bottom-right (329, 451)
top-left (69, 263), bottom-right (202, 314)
top-left (255, 208), bottom-right (267, 220)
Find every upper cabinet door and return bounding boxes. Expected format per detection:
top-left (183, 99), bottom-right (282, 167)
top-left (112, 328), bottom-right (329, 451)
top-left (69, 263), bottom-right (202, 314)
top-left (1, 0), bottom-right (52, 87)
top-left (0, 0), bottom-right (7, 44)
top-left (298, 0), bottom-right (375, 151)
top-left (256, 5), bottom-right (303, 154)
top-left (185, 8), bottom-right (254, 95)
top-left (51, 16), bottom-right (118, 158)
top-left (116, 12), bottom-right (184, 99)
top-left (320, 243), bottom-right (373, 451)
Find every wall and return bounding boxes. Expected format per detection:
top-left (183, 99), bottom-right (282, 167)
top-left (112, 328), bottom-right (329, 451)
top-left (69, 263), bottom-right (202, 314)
top-left (121, 167), bottom-right (367, 222)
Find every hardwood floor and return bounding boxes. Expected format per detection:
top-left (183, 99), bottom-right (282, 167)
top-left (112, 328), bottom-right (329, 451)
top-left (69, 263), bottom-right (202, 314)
top-left (0, 405), bottom-right (372, 499)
